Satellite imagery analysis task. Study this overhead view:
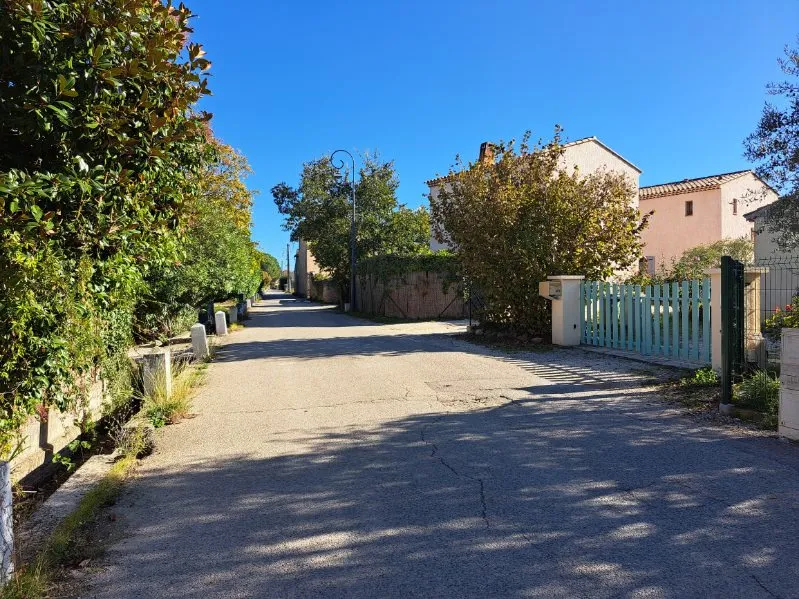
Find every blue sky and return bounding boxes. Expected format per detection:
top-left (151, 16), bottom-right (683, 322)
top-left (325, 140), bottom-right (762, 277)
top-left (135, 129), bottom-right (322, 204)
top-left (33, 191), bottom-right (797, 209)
top-left (189, 0), bottom-right (798, 266)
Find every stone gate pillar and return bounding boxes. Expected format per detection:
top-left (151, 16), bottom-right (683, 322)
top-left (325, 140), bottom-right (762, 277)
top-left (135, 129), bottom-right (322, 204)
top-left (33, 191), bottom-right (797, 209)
top-left (541, 276), bottom-right (585, 346)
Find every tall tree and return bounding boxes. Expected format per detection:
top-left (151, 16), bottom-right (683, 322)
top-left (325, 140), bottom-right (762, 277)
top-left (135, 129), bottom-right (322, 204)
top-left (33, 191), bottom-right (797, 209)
top-left (272, 155), bottom-right (429, 292)
top-left (259, 252), bottom-right (282, 283)
top-left (744, 39), bottom-right (799, 249)
top-left (431, 129), bottom-right (647, 335)
top-left (136, 138), bottom-right (262, 339)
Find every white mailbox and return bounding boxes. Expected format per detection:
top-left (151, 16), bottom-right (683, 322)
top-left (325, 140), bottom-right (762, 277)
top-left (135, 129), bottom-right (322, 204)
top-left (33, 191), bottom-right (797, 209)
top-left (539, 280), bottom-right (562, 301)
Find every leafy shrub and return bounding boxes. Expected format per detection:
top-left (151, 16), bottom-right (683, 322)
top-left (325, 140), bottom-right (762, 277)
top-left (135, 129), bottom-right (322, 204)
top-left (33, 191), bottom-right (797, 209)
top-left (764, 296), bottom-right (799, 342)
top-left (665, 238), bottom-right (753, 281)
top-left (0, 0), bottom-right (213, 455)
top-left (358, 252), bottom-right (460, 288)
top-left (430, 128), bottom-right (647, 335)
top-left (734, 370), bottom-right (780, 427)
top-left (679, 367), bottom-right (719, 388)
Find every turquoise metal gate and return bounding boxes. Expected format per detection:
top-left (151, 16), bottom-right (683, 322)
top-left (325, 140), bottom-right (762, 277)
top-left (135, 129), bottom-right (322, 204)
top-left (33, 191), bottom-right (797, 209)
top-left (580, 279), bottom-right (712, 365)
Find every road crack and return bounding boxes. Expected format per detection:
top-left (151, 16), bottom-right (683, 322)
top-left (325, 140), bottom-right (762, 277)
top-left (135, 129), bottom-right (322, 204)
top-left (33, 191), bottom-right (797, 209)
top-left (751, 574), bottom-right (781, 598)
top-left (420, 424), bottom-right (490, 527)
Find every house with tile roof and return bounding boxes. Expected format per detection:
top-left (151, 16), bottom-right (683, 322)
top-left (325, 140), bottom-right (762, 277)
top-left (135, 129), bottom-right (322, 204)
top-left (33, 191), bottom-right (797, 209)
top-left (426, 137), bottom-right (641, 251)
top-left (639, 170), bottom-right (777, 273)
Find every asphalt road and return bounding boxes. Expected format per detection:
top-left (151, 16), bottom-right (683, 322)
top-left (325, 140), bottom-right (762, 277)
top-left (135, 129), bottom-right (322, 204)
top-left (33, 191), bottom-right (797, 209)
top-left (85, 291), bottom-right (799, 599)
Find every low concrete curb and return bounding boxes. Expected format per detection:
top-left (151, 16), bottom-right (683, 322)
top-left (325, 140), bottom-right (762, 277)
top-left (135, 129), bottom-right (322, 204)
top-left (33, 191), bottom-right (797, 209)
top-left (18, 454), bottom-right (117, 562)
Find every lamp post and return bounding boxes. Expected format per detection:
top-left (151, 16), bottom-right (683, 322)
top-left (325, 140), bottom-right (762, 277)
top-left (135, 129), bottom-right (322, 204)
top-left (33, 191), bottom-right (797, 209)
top-left (330, 149), bottom-right (356, 310)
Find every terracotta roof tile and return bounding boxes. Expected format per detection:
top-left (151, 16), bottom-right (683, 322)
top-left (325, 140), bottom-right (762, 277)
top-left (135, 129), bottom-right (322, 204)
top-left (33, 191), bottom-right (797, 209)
top-left (639, 170), bottom-right (750, 200)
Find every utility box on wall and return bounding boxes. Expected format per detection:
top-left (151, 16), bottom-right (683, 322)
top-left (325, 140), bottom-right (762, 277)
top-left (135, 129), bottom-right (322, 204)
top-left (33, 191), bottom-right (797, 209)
top-left (538, 280), bottom-right (562, 301)
top-left (780, 328), bottom-right (799, 441)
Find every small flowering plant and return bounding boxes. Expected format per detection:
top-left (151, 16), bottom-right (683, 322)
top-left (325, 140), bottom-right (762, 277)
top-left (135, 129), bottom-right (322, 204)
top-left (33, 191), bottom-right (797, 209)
top-left (764, 295), bottom-right (799, 341)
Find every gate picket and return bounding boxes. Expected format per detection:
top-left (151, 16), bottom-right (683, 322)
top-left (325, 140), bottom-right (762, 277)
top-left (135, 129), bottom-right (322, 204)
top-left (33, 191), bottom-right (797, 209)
top-left (702, 278), bottom-right (711, 363)
top-left (579, 277), bottom-right (713, 365)
top-left (680, 281), bottom-right (689, 360)
top-left (662, 284), bottom-right (671, 356)
top-left (671, 281), bottom-right (679, 359)
top-left (691, 279), bottom-right (700, 361)
top-left (653, 284), bottom-right (661, 355)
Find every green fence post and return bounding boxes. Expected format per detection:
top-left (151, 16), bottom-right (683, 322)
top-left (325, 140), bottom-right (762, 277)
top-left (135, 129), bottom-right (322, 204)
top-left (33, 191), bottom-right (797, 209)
top-left (720, 256), bottom-right (745, 408)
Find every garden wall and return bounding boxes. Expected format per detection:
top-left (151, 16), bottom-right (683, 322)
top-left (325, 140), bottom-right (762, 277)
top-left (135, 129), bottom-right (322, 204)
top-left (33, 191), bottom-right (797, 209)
top-left (309, 279), bottom-right (341, 304)
top-left (9, 376), bottom-right (106, 481)
top-left (355, 271), bottom-right (465, 320)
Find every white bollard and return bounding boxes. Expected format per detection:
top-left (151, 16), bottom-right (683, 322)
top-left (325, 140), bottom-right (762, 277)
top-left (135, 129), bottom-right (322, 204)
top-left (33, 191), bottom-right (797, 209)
top-left (245, 299), bottom-right (252, 314)
top-left (1, 461), bottom-right (14, 585)
top-left (191, 323), bottom-right (209, 360)
top-left (228, 305), bottom-right (238, 324)
top-left (142, 349), bottom-right (171, 399)
top-left (215, 310), bottom-right (228, 336)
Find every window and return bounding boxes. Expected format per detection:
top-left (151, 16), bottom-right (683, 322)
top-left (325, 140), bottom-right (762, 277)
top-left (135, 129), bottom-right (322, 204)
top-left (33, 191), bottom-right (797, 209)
top-left (639, 257), bottom-right (656, 276)
top-left (733, 198), bottom-right (738, 215)
top-left (685, 200), bottom-right (693, 216)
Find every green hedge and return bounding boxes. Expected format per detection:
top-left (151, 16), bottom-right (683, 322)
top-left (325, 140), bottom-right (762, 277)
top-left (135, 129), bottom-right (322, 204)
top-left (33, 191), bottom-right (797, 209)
top-left (358, 252), bottom-right (460, 282)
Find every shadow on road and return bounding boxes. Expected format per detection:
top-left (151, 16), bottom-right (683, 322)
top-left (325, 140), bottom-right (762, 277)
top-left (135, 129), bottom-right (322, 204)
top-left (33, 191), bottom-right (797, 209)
top-left (99, 396), bottom-right (799, 598)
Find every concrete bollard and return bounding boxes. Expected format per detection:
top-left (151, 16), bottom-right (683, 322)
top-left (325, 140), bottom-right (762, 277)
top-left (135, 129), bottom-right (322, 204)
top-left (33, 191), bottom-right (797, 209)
top-left (215, 310), bottom-right (228, 336)
top-left (246, 299), bottom-right (252, 312)
top-left (228, 305), bottom-right (238, 324)
top-left (142, 349), bottom-right (171, 399)
top-left (1, 461), bottom-right (14, 585)
top-left (191, 323), bottom-right (209, 360)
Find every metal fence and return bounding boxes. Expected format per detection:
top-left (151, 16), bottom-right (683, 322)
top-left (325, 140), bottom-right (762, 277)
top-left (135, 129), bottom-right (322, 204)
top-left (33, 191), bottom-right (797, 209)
top-left (464, 280), bottom-right (485, 328)
top-left (723, 254), bottom-right (799, 415)
top-left (744, 255), bottom-right (799, 368)
top-left (580, 280), bottom-right (712, 365)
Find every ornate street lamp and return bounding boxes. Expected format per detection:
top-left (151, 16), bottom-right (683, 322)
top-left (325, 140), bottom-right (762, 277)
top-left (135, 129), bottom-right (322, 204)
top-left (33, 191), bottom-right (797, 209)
top-left (330, 149), bottom-right (357, 310)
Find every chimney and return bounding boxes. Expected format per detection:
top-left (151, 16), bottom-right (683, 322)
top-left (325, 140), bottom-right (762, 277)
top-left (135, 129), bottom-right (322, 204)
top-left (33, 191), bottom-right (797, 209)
top-left (478, 142), bottom-right (495, 165)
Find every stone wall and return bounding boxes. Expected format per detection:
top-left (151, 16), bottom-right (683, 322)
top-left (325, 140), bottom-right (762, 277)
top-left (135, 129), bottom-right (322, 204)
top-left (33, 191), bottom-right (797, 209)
top-left (355, 271), bottom-right (465, 320)
top-left (309, 279), bottom-right (341, 305)
top-left (9, 374), bottom-right (106, 481)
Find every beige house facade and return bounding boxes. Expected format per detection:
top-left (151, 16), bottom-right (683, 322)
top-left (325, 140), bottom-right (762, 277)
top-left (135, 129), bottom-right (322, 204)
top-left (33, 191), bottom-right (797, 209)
top-left (426, 136), bottom-right (642, 252)
top-left (294, 239), bottom-right (319, 298)
top-left (639, 171), bottom-right (777, 274)
top-left (745, 204), bottom-right (799, 262)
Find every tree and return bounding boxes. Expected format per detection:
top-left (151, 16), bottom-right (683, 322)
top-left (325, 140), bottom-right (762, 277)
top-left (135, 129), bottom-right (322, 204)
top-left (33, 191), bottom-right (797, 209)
top-left (191, 140), bottom-right (256, 230)
top-left (259, 252), bottom-right (282, 285)
top-left (135, 138), bottom-right (262, 339)
top-left (0, 0), bottom-right (214, 446)
top-left (431, 129), bottom-right (647, 335)
top-left (665, 237), bottom-right (753, 281)
top-left (272, 155), bottom-right (429, 292)
top-left (744, 39), bottom-right (799, 249)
